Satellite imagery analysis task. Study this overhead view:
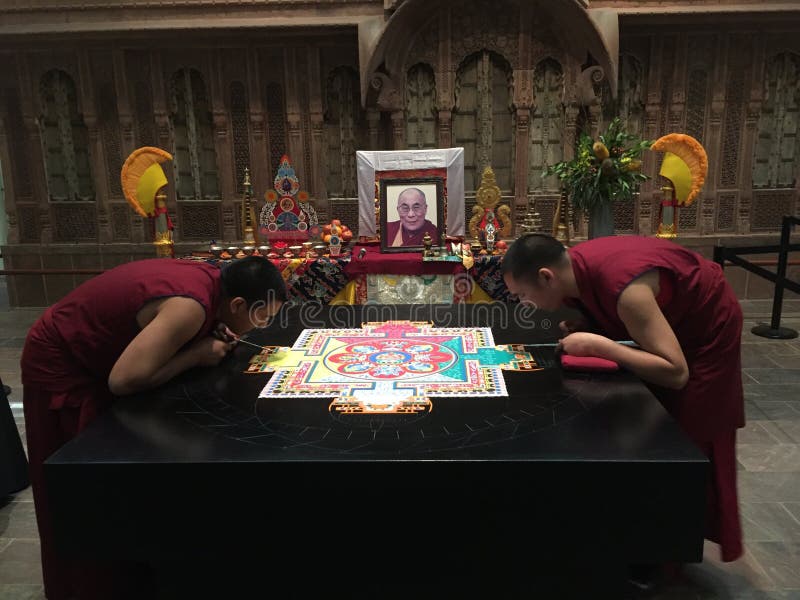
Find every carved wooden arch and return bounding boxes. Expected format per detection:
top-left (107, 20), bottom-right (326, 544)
top-left (37, 67), bottom-right (84, 119)
top-left (404, 62), bottom-right (437, 113)
top-left (360, 0), bottom-right (618, 108)
top-left (454, 50), bottom-right (515, 113)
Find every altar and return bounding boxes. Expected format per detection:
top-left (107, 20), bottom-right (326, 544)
top-left (189, 246), bottom-right (509, 305)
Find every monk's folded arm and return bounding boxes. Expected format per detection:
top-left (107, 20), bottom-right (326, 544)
top-left (608, 279), bottom-right (690, 390)
top-left (108, 297), bottom-right (206, 395)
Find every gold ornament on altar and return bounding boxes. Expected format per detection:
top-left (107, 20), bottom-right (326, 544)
top-left (469, 167), bottom-right (512, 243)
top-left (120, 146), bottom-right (175, 258)
top-left (241, 167), bottom-right (258, 245)
top-left (650, 133), bottom-right (708, 239)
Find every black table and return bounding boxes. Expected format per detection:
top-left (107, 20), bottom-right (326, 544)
top-left (45, 305), bottom-right (708, 598)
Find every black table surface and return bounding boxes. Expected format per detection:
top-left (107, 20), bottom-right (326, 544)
top-left (45, 304), bottom-right (709, 589)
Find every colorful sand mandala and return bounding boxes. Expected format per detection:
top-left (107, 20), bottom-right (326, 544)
top-left (250, 321), bottom-right (543, 414)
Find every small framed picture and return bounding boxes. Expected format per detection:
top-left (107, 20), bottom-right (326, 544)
top-left (379, 177), bottom-right (445, 253)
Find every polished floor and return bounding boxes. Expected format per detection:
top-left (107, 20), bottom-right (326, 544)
top-left (1, 276), bottom-right (799, 599)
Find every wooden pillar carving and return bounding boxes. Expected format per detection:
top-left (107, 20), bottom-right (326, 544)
top-left (366, 108), bottom-right (381, 150)
top-left (390, 110), bottom-right (405, 149)
top-left (149, 51), bottom-right (173, 242)
top-left (0, 105), bottom-right (19, 244)
top-left (247, 49), bottom-right (268, 198)
top-left (437, 110), bottom-right (452, 148)
top-left (738, 33), bottom-right (763, 235)
top-left (20, 56), bottom-right (51, 243)
top-left (284, 48), bottom-right (305, 182)
top-left (436, 8), bottom-right (454, 149)
top-left (701, 33), bottom-right (726, 235)
top-left (113, 49), bottom-right (135, 156)
top-left (642, 35), bottom-right (664, 236)
top-left (669, 33), bottom-right (687, 132)
top-left (79, 50), bottom-right (112, 242)
top-left (307, 46), bottom-right (325, 206)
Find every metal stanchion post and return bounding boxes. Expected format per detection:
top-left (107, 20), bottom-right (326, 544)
top-left (752, 216), bottom-right (798, 339)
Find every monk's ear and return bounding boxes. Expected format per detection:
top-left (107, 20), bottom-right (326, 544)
top-left (229, 296), bottom-right (247, 314)
top-left (538, 267), bottom-right (556, 285)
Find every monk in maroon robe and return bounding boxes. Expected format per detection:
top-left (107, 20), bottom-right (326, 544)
top-left (21, 256), bottom-right (286, 599)
top-left (386, 187), bottom-right (439, 247)
top-left (503, 234), bottom-right (744, 563)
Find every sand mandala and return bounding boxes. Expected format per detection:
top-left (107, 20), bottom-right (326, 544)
top-left (248, 321), bottom-right (545, 414)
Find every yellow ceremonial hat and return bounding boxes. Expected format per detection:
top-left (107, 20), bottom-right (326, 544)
top-left (659, 152), bottom-right (692, 205)
top-left (650, 134), bottom-right (708, 206)
top-left (121, 147), bottom-right (173, 217)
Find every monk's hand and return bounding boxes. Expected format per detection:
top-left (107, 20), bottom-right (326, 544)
top-left (559, 319), bottom-right (588, 335)
top-left (190, 336), bottom-right (233, 367)
top-left (213, 323), bottom-right (239, 344)
top-left (558, 332), bottom-right (613, 357)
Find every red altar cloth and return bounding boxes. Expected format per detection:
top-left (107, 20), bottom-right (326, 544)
top-left (345, 245), bottom-right (463, 277)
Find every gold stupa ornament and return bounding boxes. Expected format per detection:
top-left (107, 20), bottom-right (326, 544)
top-left (469, 167), bottom-right (512, 243)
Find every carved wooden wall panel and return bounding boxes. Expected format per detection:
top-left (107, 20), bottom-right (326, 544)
top-left (265, 81), bottom-right (287, 180)
top-left (753, 52), bottom-right (800, 189)
top-left (39, 69), bottom-right (95, 202)
top-left (230, 81), bottom-right (251, 194)
top-left (529, 59), bottom-right (564, 192)
top-left (111, 203), bottom-right (132, 240)
top-left (720, 37), bottom-right (748, 188)
top-left (717, 192), bottom-right (737, 231)
top-left (617, 54), bottom-right (646, 138)
top-left (405, 63), bottom-right (437, 150)
top-left (752, 189), bottom-right (795, 231)
top-left (53, 203), bottom-right (97, 241)
top-left (614, 199), bottom-right (636, 234)
top-left (324, 66), bottom-right (363, 198)
top-left (4, 86), bottom-right (33, 200)
top-left (92, 51), bottom-right (123, 200)
top-left (178, 201), bottom-right (221, 240)
top-left (127, 50), bottom-right (156, 147)
top-left (16, 204), bottom-right (39, 243)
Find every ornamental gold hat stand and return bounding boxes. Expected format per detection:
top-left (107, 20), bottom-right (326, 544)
top-left (650, 134), bottom-right (708, 239)
top-left (121, 147), bottom-right (175, 257)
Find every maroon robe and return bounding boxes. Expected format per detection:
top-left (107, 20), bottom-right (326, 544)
top-left (385, 219), bottom-right (439, 247)
top-left (21, 259), bottom-right (222, 599)
top-left (568, 236), bottom-right (744, 562)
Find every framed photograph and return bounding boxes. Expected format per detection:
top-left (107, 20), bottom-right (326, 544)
top-left (379, 177), bottom-right (445, 253)
top-left (356, 148), bottom-right (465, 239)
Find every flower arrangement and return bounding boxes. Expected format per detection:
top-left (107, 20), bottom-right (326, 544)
top-left (544, 117), bottom-right (652, 211)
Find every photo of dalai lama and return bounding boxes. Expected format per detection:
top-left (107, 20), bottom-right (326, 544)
top-left (385, 187), bottom-right (440, 247)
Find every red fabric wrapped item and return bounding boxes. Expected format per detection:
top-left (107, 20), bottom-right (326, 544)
top-left (560, 354), bottom-right (620, 372)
